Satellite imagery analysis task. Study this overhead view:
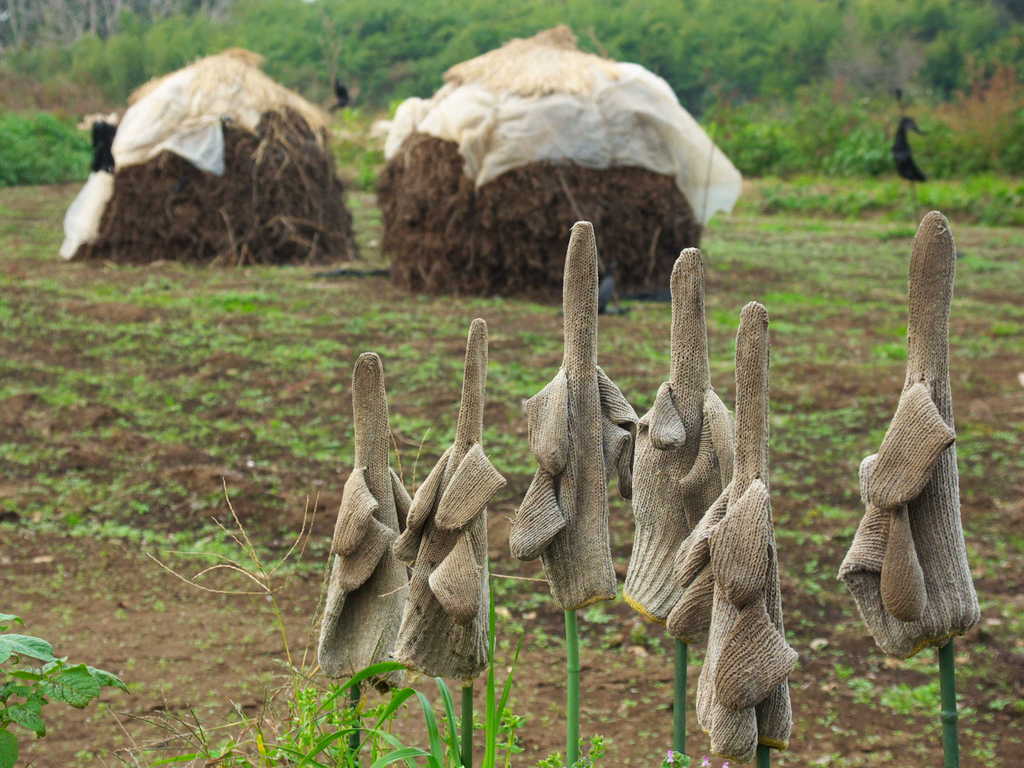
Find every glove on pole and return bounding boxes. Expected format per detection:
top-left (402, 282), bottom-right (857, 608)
top-left (510, 221), bottom-right (638, 610)
top-left (624, 248), bottom-right (734, 628)
top-left (393, 319), bottom-right (506, 681)
top-left (318, 353), bottom-right (410, 690)
top-left (838, 211), bottom-right (980, 658)
top-left (695, 303), bottom-right (797, 763)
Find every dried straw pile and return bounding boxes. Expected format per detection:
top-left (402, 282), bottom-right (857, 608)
top-left (71, 49), bottom-right (356, 265)
top-left (379, 134), bottom-right (699, 295)
top-left (78, 110), bottom-right (354, 265)
top-left (378, 27), bottom-right (735, 296)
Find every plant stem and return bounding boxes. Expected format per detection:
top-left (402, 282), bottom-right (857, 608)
top-left (268, 592), bottom-right (292, 668)
top-left (349, 683), bottom-right (361, 754)
top-left (461, 683), bottom-right (474, 768)
top-left (673, 640), bottom-right (687, 757)
top-left (938, 639), bottom-right (960, 768)
top-left (483, 580), bottom-right (498, 768)
top-left (565, 609), bottom-right (580, 767)
top-left (756, 744), bottom-right (770, 768)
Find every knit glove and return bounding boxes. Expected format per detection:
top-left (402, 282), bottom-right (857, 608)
top-left (838, 211), bottom-right (980, 658)
top-left (695, 303), bottom-right (797, 763)
top-left (393, 319), bottom-right (506, 681)
top-left (318, 353), bottom-right (410, 689)
top-left (623, 250), bottom-right (734, 627)
top-left (509, 221), bottom-right (638, 610)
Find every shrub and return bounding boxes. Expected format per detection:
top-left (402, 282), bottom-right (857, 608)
top-left (0, 113), bottom-right (90, 187)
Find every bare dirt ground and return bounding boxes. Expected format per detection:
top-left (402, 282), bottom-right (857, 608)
top-left (1, 183), bottom-right (1022, 767)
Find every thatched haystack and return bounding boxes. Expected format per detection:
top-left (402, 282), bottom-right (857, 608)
top-left (61, 49), bottom-right (357, 265)
top-left (379, 27), bottom-right (741, 295)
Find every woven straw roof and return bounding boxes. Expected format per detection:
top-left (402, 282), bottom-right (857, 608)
top-left (444, 26), bottom-right (620, 97)
top-left (128, 48), bottom-right (328, 135)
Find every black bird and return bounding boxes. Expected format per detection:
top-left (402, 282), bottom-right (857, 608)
top-left (892, 116), bottom-right (926, 183)
top-left (330, 77), bottom-right (350, 112)
top-left (90, 120), bottom-right (117, 174)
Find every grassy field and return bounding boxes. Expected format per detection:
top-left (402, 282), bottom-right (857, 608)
top-left (1, 181), bottom-right (1022, 767)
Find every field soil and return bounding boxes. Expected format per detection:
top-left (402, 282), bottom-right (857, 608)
top-left (1, 183), bottom-right (1022, 767)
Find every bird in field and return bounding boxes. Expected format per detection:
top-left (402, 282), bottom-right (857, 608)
top-left (893, 116), bottom-right (926, 183)
top-left (331, 77), bottom-right (350, 112)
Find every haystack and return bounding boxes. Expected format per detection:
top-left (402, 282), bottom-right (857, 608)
top-left (379, 27), bottom-right (741, 295)
top-left (60, 49), bottom-right (357, 265)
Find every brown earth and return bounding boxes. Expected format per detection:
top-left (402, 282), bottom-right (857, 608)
top-left (1, 183), bottom-right (1022, 767)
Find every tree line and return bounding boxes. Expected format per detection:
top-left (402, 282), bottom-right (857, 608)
top-left (2, 0), bottom-right (1022, 110)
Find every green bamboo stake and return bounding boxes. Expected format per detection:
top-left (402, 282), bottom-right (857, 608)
top-left (565, 609), bottom-right (580, 767)
top-left (461, 683), bottom-right (474, 768)
top-left (349, 683), bottom-right (361, 753)
top-left (756, 744), bottom-right (771, 768)
top-left (673, 640), bottom-right (687, 757)
top-left (939, 639), bottom-right (960, 768)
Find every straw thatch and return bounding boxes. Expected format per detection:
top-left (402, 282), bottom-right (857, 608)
top-left (379, 134), bottom-right (700, 296)
top-left (76, 108), bottom-right (356, 265)
top-left (444, 26), bottom-right (619, 97)
top-left (378, 26), bottom-right (732, 296)
top-left (69, 49), bottom-right (356, 265)
top-left (127, 49), bottom-right (328, 138)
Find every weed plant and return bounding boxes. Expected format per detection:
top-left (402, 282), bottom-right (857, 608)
top-left (0, 613), bottom-right (126, 768)
top-left (132, 497), bottom-right (528, 768)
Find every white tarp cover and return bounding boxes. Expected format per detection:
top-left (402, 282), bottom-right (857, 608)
top-left (113, 49), bottom-right (327, 176)
top-left (59, 171), bottom-right (114, 260)
top-left (385, 62), bottom-right (742, 225)
top-left (113, 68), bottom-right (229, 176)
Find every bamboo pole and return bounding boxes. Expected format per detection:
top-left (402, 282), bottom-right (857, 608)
top-left (756, 744), bottom-right (771, 768)
top-left (565, 610), bottom-right (580, 766)
top-left (673, 640), bottom-right (687, 757)
top-left (939, 639), bottom-right (960, 768)
top-left (461, 684), bottom-right (474, 768)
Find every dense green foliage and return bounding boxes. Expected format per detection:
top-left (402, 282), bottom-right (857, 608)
top-left (4, 0), bottom-right (1022, 110)
top-left (0, 113), bottom-right (91, 187)
top-left (2, 0), bottom-right (1023, 181)
top-left (706, 75), bottom-right (1024, 177)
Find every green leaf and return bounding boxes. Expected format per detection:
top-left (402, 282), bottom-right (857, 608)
top-left (313, 661), bottom-right (404, 718)
top-left (0, 729), bottom-right (17, 768)
top-left (7, 671), bottom-right (44, 681)
top-left (411, 690), bottom-right (444, 768)
top-left (0, 683), bottom-right (32, 700)
top-left (434, 678), bottom-right (461, 764)
top-left (7, 703), bottom-right (45, 737)
top-left (0, 616), bottom-right (20, 632)
top-left (273, 742), bottom-right (331, 768)
top-left (369, 747), bottom-right (432, 768)
top-left (288, 726), bottom-right (357, 767)
top-left (87, 666), bottom-right (128, 692)
top-left (41, 665), bottom-right (101, 707)
top-left (150, 753), bottom-right (200, 766)
top-left (0, 635), bottom-right (55, 664)
top-left (497, 636), bottom-right (523, 725)
top-left (373, 687), bottom-right (415, 728)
